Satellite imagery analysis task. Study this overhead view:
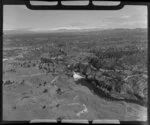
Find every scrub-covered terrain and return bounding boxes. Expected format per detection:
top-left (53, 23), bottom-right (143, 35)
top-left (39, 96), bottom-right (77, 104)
top-left (3, 28), bottom-right (147, 121)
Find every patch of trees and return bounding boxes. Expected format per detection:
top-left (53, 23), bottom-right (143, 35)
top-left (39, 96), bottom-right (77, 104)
top-left (38, 48), bottom-right (67, 74)
top-left (4, 80), bottom-right (14, 85)
top-left (16, 61), bottom-right (37, 68)
top-left (3, 80), bottom-right (25, 86)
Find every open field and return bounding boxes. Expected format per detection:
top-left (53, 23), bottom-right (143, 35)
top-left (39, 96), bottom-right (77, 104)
top-left (3, 28), bottom-right (147, 121)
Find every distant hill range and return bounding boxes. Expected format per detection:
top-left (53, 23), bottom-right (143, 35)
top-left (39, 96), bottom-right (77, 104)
top-left (4, 28), bottom-right (147, 35)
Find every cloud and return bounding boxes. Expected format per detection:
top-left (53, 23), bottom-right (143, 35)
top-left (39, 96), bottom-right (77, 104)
top-left (107, 15), bottom-right (131, 22)
top-left (70, 22), bottom-right (87, 27)
top-left (29, 26), bottom-right (100, 32)
top-left (121, 15), bottom-right (130, 19)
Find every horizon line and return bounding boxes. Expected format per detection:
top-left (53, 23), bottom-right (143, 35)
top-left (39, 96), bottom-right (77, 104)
top-left (3, 27), bottom-right (147, 31)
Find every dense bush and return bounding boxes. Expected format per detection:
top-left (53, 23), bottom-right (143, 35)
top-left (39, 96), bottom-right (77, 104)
top-left (68, 45), bottom-right (147, 104)
top-left (38, 48), bottom-right (67, 74)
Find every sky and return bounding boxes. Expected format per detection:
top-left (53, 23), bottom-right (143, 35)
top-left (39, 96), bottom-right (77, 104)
top-left (3, 4), bottom-right (147, 31)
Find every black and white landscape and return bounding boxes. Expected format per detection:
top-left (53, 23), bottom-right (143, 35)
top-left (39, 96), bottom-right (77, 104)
top-left (3, 4), bottom-right (148, 121)
top-left (3, 28), bottom-right (147, 121)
